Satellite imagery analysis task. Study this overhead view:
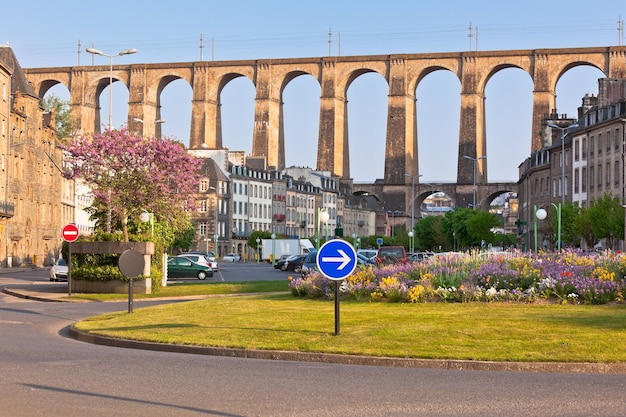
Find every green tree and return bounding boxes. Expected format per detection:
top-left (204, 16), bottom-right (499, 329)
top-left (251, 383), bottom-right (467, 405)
top-left (414, 215), bottom-right (447, 251)
top-left (40, 94), bottom-right (77, 139)
top-left (588, 193), bottom-right (624, 249)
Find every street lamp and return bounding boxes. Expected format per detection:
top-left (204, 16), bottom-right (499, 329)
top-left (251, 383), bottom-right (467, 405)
top-left (271, 233), bottom-right (276, 266)
top-left (463, 155), bottom-right (486, 209)
top-left (547, 122), bottom-right (578, 208)
top-left (536, 204), bottom-right (562, 251)
top-left (133, 118), bottom-right (166, 137)
top-left (86, 47), bottom-right (137, 129)
top-left (139, 211), bottom-right (154, 237)
top-left (210, 186), bottom-right (219, 257)
top-left (317, 208), bottom-right (329, 249)
top-left (408, 230), bottom-right (414, 254)
top-left (404, 173), bottom-right (423, 241)
top-left (256, 237), bottom-right (261, 263)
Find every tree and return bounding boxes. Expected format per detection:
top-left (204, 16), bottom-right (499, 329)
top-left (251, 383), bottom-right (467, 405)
top-left (62, 128), bottom-right (203, 242)
top-left (588, 193), bottom-right (624, 249)
top-left (414, 215), bottom-right (447, 251)
top-left (40, 94), bottom-right (77, 140)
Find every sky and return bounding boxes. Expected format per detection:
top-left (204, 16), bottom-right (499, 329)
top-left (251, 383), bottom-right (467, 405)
top-left (3, 1), bottom-right (625, 184)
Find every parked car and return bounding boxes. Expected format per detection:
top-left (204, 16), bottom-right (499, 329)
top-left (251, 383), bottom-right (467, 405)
top-left (301, 250), bottom-right (318, 276)
top-left (179, 252), bottom-right (218, 270)
top-left (275, 254), bottom-right (298, 271)
top-left (167, 255), bottom-right (214, 280)
top-left (357, 253), bottom-right (376, 266)
top-left (357, 249), bottom-right (377, 261)
top-left (408, 252), bottom-right (433, 262)
top-left (222, 253), bottom-right (241, 262)
top-left (375, 246), bottom-right (408, 266)
top-left (285, 254), bottom-right (307, 273)
top-left (181, 251), bottom-right (216, 262)
top-left (49, 258), bottom-right (69, 282)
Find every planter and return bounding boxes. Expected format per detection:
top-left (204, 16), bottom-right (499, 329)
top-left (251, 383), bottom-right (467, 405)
top-left (70, 278), bottom-right (151, 294)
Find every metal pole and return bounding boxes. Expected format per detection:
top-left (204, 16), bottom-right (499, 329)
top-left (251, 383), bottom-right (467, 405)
top-left (533, 205), bottom-right (538, 253)
top-left (334, 281), bottom-right (340, 336)
top-left (108, 55), bottom-right (113, 129)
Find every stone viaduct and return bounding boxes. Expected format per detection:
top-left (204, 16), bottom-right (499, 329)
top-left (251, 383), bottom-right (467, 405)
top-left (23, 45), bottom-right (626, 213)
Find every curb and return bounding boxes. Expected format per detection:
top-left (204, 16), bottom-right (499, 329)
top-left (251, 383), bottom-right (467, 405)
top-left (68, 327), bottom-right (626, 374)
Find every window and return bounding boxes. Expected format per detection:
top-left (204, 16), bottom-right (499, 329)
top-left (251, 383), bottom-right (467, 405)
top-left (574, 168), bottom-right (580, 193)
top-left (615, 160), bottom-right (620, 186)
top-left (589, 136), bottom-right (594, 157)
top-left (589, 166), bottom-right (594, 190)
top-left (598, 134), bottom-right (602, 154)
top-left (606, 131), bottom-right (611, 152)
top-left (574, 139), bottom-right (579, 161)
top-left (199, 180), bottom-right (208, 192)
top-left (199, 222), bottom-right (207, 236)
top-left (582, 137), bottom-right (587, 159)
top-left (598, 164), bottom-right (602, 188)
top-left (606, 163), bottom-right (611, 188)
top-left (200, 200), bottom-right (207, 212)
top-left (582, 167), bottom-right (587, 192)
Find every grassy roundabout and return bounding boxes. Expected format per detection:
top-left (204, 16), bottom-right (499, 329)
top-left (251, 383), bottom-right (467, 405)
top-left (72, 282), bottom-right (626, 363)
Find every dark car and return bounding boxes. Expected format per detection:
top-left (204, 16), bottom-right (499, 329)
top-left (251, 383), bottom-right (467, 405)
top-left (167, 255), bottom-right (214, 280)
top-left (301, 250), bottom-right (318, 277)
top-left (376, 246), bottom-right (408, 266)
top-left (274, 254), bottom-right (296, 270)
top-left (285, 254), bottom-right (307, 273)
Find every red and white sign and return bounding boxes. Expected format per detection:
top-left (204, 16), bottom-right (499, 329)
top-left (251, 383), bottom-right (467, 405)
top-left (62, 224), bottom-right (79, 242)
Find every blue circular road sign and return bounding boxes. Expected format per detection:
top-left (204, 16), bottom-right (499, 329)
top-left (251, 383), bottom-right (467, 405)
top-left (316, 239), bottom-right (358, 281)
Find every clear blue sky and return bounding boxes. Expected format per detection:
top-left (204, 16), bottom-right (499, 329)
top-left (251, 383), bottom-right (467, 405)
top-left (3, 1), bottom-right (625, 183)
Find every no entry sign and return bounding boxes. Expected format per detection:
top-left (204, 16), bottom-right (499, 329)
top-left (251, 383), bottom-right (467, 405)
top-left (62, 224), bottom-right (79, 242)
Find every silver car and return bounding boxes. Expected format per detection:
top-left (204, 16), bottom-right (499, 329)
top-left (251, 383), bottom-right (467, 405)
top-left (49, 258), bottom-right (69, 282)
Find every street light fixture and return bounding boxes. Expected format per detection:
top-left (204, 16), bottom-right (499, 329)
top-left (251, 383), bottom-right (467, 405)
top-left (463, 155), bottom-right (486, 209)
top-left (271, 233), bottom-right (276, 266)
top-left (256, 237), bottom-right (261, 263)
top-left (317, 208), bottom-right (329, 249)
top-left (209, 186), bottom-right (219, 257)
top-left (133, 118), bottom-right (166, 137)
top-left (86, 47), bottom-right (137, 129)
top-left (404, 173), bottom-right (423, 245)
top-left (547, 122), bottom-right (578, 208)
top-left (139, 210), bottom-right (154, 237)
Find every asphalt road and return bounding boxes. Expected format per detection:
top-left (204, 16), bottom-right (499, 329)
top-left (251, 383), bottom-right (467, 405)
top-left (1, 268), bottom-right (626, 416)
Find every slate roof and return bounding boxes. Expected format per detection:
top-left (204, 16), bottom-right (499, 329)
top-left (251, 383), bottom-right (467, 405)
top-left (0, 45), bottom-right (38, 98)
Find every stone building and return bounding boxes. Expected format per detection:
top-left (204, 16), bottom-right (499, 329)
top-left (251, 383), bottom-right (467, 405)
top-left (0, 45), bottom-right (67, 266)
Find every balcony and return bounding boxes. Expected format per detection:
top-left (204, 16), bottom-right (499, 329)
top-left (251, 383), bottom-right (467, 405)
top-left (272, 214), bottom-right (286, 221)
top-left (0, 201), bottom-right (14, 219)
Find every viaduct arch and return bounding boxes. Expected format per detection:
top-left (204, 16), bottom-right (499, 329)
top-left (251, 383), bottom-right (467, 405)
top-left (24, 46), bottom-right (626, 211)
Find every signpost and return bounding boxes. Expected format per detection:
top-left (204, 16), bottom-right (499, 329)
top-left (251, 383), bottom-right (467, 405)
top-left (316, 239), bottom-right (357, 335)
top-left (61, 224), bottom-right (79, 296)
top-left (118, 249), bottom-right (146, 313)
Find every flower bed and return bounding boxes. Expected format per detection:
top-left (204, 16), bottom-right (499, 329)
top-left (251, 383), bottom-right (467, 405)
top-left (289, 250), bottom-right (626, 305)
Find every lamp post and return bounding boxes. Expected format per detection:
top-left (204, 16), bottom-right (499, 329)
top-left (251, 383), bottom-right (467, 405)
top-left (271, 233), bottom-right (276, 266)
top-left (139, 211), bottom-right (154, 237)
top-left (209, 186), bottom-right (219, 257)
top-left (256, 237), bottom-right (261, 263)
top-left (317, 208), bottom-right (329, 249)
top-left (536, 204), bottom-right (562, 251)
top-left (408, 230), bottom-right (414, 254)
top-left (85, 47), bottom-right (137, 129)
top-left (133, 117), bottom-right (166, 137)
top-left (463, 155), bottom-right (486, 209)
top-left (547, 122), bottom-right (578, 208)
top-left (404, 173), bottom-right (423, 242)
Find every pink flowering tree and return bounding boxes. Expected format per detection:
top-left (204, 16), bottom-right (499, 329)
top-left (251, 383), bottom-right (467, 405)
top-left (62, 128), bottom-right (202, 242)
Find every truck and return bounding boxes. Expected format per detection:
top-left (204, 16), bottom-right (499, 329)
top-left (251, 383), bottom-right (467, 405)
top-left (261, 238), bottom-right (314, 262)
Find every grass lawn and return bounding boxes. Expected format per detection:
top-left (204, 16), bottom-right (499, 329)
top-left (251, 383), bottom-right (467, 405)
top-left (74, 290), bottom-right (626, 363)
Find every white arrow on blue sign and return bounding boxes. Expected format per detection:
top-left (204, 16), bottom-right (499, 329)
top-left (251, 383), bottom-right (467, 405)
top-left (316, 239), bottom-right (358, 281)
